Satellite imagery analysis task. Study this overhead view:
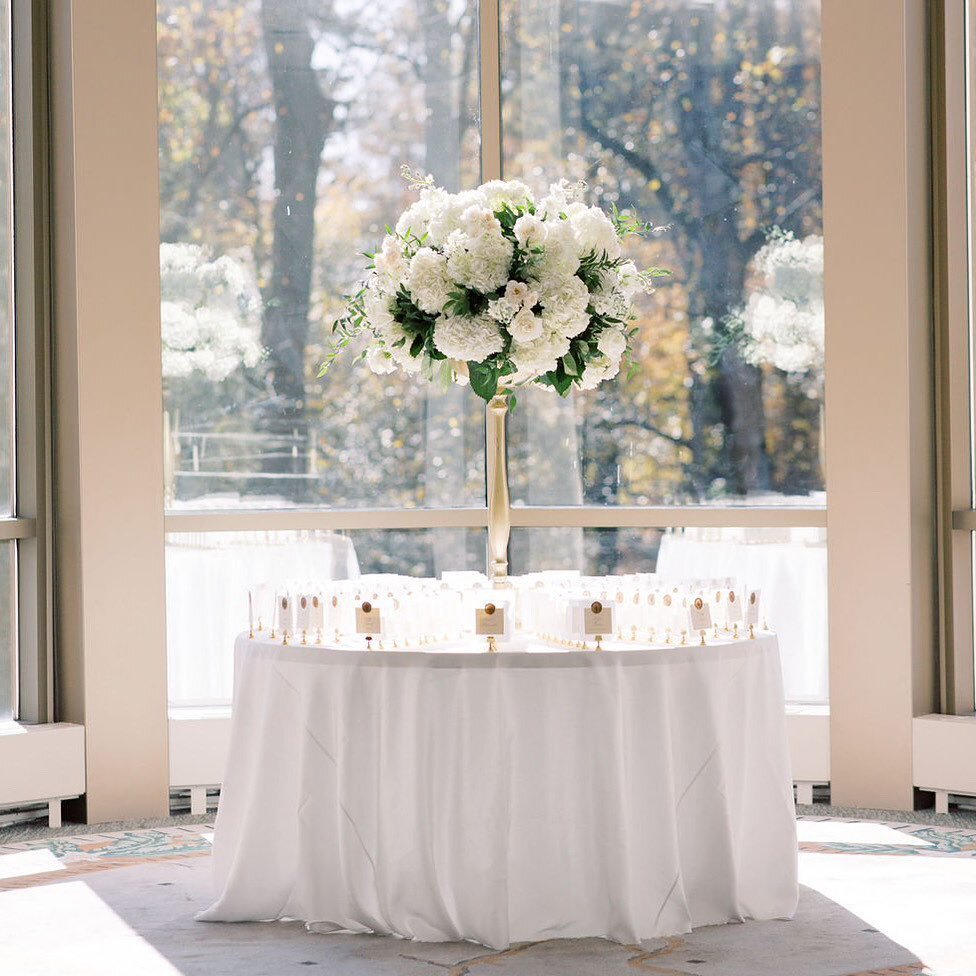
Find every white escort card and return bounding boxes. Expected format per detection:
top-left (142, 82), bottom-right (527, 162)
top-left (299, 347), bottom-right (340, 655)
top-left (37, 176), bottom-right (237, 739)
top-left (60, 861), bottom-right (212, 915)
top-left (746, 589), bottom-right (761, 635)
top-left (355, 601), bottom-right (383, 649)
top-left (689, 596), bottom-right (712, 644)
top-left (278, 595), bottom-right (294, 641)
top-left (583, 600), bottom-right (613, 650)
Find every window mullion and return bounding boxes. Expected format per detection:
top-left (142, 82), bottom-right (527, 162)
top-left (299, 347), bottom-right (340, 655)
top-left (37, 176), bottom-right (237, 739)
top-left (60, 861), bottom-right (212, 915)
top-left (479, 0), bottom-right (502, 181)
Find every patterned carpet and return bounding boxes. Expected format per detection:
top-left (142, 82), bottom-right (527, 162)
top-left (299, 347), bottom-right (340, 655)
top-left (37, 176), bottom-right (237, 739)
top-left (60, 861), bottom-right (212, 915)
top-left (1, 816), bottom-right (975, 975)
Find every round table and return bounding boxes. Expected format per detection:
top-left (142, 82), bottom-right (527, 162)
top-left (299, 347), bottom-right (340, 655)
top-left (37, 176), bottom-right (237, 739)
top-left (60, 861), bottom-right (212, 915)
top-left (199, 634), bottom-right (798, 949)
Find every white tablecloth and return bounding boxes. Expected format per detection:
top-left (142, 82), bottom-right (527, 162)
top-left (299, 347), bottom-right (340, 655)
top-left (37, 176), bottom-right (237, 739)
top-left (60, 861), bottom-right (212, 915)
top-left (656, 531), bottom-right (828, 704)
top-left (199, 634), bottom-right (798, 949)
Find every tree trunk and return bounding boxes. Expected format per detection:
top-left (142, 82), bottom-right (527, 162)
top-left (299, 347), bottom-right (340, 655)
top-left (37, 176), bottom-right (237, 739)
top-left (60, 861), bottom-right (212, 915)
top-left (260, 0), bottom-right (332, 488)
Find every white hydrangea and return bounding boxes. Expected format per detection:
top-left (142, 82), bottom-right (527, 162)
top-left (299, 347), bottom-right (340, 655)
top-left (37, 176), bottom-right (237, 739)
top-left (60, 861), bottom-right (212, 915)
top-left (406, 247), bottom-right (454, 314)
top-left (509, 306), bottom-right (545, 343)
top-left (596, 326), bottom-right (627, 362)
top-left (578, 355), bottom-right (622, 391)
top-left (363, 281), bottom-right (396, 335)
top-left (540, 275), bottom-right (591, 338)
top-left (443, 229), bottom-right (514, 295)
top-left (425, 189), bottom-right (490, 246)
top-left (530, 217), bottom-right (580, 281)
top-left (566, 203), bottom-right (621, 259)
top-left (395, 185), bottom-right (451, 239)
top-left (509, 330), bottom-right (571, 382)
top-left (433, 313), bottom-right (504, 362)
top-left (479, 179), bottom-right (533, 211)
top-left (739, 232), bottom-right (824, 374)
top-left (159, 243), bottom-right (263, 381)
top-left (537, 178), bottom-right (586, 219)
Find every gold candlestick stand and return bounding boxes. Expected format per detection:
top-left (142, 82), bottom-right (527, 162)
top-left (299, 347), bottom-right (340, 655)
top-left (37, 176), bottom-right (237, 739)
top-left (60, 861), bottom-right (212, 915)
top-left (486, 393), bottom-right (511, 588)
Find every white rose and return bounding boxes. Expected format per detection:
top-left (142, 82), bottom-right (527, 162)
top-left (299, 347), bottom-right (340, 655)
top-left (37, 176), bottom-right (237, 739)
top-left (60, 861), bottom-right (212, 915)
top-left (373, 234), bottom-right (409, 282)
top-left (513, 214), bottom-right (547, 250)
top-left (578, 356), bottom-right (621, 391)
top-left (504, 280), bottom-right (530, 305)
top-left (508, 306), bottom-right (544, 343)
top-left (365, 348), bottom-right (397, 375)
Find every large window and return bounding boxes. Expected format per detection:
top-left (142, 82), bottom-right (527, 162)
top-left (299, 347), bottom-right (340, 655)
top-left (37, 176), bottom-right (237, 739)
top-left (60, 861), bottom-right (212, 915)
top-left (158, 0), bottom-right (827, 706)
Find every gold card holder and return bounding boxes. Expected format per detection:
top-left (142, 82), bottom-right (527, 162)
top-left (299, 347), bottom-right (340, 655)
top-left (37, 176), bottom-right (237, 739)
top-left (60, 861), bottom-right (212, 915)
top-left (355, 601), bottom-right (382, 650)
top-left (476, 602), bottom-right (505, 652)
top-left (583, 601), bottom-right (613, 651)
top-left (690, 596), bottom-right (712, 645)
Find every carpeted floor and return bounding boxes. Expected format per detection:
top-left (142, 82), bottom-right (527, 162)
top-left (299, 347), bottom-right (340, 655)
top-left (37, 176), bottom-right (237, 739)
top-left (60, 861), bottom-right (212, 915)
top-left (1, 815), bottom-right (975, 976)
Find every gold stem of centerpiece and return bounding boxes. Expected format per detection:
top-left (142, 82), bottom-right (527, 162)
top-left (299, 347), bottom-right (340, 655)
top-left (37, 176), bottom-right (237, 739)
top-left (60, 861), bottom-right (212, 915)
top-left (486, 392), bottom-right (511, 587)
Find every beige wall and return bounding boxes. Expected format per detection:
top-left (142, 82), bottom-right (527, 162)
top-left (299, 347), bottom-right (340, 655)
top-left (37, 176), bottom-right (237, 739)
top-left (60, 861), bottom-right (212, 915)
top-left (823, 0), bottom-right (938, 809)
top-left (50, 0), bottom-right (169, 822)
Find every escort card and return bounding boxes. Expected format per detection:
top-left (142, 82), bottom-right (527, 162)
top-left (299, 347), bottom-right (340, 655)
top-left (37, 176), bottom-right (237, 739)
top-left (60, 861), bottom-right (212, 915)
top-left (726, 589), bottom-right (743, 624)
top-left (689, 596), bottom-right (712, 633)
top-left (296, 595), bottom-right (310, 633)
top-left (583, 600), bottom-right (614, 636)
top-left (745, 589), bottom-right (761, 627)
top-left (355, 601), bottom-right (383, 635)
top-left (279, 595), bottom-right (294, 636)
top-left (311, 594), bottom-right (324, 633)
top-left (475, 603), bottom-right (506, 636)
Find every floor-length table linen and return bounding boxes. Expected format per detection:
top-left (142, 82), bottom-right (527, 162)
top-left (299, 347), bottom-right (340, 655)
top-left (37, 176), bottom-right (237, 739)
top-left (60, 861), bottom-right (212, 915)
top-left (199, 634), bottom-right (798, 949)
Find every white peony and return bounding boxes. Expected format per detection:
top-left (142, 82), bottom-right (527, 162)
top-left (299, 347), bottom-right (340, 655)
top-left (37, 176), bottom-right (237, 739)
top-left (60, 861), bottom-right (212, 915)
top-left (433, 313), bottom-right (505, 362)
top-left (460, 204), bottom-right (503, 238)
top-left (406, 247), bottom-right (454, 314)
top-left (443, 229), bottom-right (514, 294)
top-left (513, 214), bottom-right (547, 250)
top-left (509, 306), bottom-right (545, 343)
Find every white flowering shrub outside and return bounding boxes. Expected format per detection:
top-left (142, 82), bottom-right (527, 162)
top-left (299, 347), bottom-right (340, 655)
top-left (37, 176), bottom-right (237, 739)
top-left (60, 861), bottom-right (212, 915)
top-left (326, 172), bottom-right (668, 402)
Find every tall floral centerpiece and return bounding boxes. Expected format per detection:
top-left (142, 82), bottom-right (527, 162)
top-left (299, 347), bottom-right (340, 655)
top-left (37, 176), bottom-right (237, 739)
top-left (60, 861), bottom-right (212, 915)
top-left (325, 168), bottom-right (668, 583)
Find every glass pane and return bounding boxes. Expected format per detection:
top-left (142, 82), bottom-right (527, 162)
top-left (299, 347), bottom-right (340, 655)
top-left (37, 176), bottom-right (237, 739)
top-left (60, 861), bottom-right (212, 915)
top-left (0, 0), bottom-right (13, 515)
top-left (511, 525), bottom-right (828, 704)
top-left (166, 527), bottom-right (485, 704)
top-left (158, 0), bottom-right (483, 512)
top-left (501, 0), bottom-right (824, 507)
top-left (0, 542), bottom-right (16, 723)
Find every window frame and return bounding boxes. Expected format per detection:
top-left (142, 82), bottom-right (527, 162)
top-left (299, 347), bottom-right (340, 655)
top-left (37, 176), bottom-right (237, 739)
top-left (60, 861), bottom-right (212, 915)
top-left (161, 0), bottom-right (828, 551)
top-left (2, 0), bottom-right (54, 725)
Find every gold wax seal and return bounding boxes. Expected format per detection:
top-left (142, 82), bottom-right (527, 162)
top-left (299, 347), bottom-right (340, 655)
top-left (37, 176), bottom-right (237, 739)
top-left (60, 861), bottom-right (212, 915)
top-left (695, 597), bottom-right (704, 610)
top-left (281, 597), bottom-right (288, 609)
top-left (663, 595), bottom-right (672, 607)
top-left (485, 603), bottom-right (496, 615)
top-left (301, 597), bottom-right (307, 609)
top-left (616, 591), bottom-right (624, 604)
top-left (715, 590), bottom-right (721, 602)
top-left (750, 592), bottom-right (757, 605)
top-left (312, 596), bottom-right (319, 608)
top-left (729, 592), bottom-right (736, 603)
top-left (332, 596), bottom-right (338, 607)
top-left (362, 601), bottom-right (372, 613)
top-left (591, 601), bottom-right (603, 614)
